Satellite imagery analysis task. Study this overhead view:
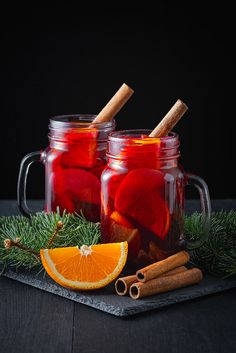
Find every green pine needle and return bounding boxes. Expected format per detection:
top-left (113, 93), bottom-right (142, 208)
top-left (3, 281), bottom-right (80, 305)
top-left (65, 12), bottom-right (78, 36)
top-left (0, 210), bottom-right (235, 278)
top-left (0, 210), bottom-right (100, 270)
top-left (185, 211), bottom-right (236, 278)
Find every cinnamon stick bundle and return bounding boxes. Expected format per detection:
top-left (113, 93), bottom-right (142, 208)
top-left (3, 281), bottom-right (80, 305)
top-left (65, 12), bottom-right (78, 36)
top-left (115, 266), bottom-right (187, 296)
top-left (115, 275), bottom-right (137, 296)
top-left (130, 268), bottom-right (203, 300)
top-left (136, 251), bottom-right (190, 283)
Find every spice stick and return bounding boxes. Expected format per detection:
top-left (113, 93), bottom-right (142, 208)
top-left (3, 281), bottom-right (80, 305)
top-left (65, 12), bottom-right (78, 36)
top-left (115, 275), bottom-right (137, 296)
top-left (92, 83), bottom-right (134, 124)
top-left (149, 99), bottom-right (188, 137)
top-left (136, 251), bottom-right (190, 283)
top-left (130, 268), bottom-right (203, 300)
top-left (160, 265), bottom-right (188, 277)
top-left (115, 266), bottom-right (187, 296)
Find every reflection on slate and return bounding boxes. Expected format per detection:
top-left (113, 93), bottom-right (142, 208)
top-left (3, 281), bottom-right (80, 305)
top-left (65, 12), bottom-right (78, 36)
top-left (2, 268), bottom-right (236, 316)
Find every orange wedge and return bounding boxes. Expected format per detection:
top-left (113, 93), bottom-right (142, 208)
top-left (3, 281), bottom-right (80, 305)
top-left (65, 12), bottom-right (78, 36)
top-left (40, 242), bottom-right (128, 290)
top-left (110, 210), bottom-right (133, 228)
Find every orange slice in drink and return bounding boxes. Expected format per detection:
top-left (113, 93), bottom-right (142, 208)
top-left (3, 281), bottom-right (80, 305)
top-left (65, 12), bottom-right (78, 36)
top-left (40, 242), bottom-right (128, 290)
top-left (109, 222), bottom-right (141, 258)
top-left (109, 211), bottom-right (141, 258)
top-left (110, 210), bottom-right (133, 228)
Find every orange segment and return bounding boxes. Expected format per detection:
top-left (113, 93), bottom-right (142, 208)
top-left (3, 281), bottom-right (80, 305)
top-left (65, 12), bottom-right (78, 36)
top-left (132, 137), bottom-right (161, 145)
top-left (40, 242), bottom-right (128, 290)
top-left (109, 222), bottom-right (141, 258)
top-left (110, 211), bottom-right (133, 228)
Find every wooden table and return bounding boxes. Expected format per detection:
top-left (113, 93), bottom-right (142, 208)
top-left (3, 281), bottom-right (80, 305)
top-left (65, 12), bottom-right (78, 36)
top-left (0, 200), bottom-right (235, 353)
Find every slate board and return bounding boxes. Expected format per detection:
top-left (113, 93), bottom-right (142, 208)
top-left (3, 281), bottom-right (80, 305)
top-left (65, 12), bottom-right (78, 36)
top-left (2, 267), bottom-right (236, 317)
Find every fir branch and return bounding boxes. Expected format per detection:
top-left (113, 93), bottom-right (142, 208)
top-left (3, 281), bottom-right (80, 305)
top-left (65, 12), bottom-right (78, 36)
top-left (185, 211), bottom-right (236, 277)
top-left (0, 210), bottom-right (235, 278)
top-left (0, 210), bottom-right (100, 270)
top-left (47, 221), bottom-right (64, 246)
top-left (0, 215), bottom-right (40, 269)
top-left (4, 237), bottom-right (39, 258)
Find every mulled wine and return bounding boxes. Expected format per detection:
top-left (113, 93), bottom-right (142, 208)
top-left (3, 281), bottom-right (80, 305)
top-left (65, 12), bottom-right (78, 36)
top-left (18, 115), bottom-right (115, 221)
top-left (101, 130), bottom-right (210, 268)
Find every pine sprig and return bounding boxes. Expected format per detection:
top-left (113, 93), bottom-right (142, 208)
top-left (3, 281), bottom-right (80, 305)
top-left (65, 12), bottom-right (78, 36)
top-left (0, 210), bottom-right (100, 270)
top-left (185, 211), bottom-right (236, 277)
top-left (0, 210), bottom-right (235, 278)
top-left (0, 215), bottom-right (39, 269)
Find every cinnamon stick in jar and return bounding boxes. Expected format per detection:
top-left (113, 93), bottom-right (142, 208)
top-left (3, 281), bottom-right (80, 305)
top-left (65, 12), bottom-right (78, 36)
top-left (149, 99), bottom-right (188, 138)
top-left (92, 83), bottom-right (134, 124)
top-left (130, 268), bottom-right (203, 300)
top-left (136, 251), bottom-right (190, 282)
top-left (115, 266), bottom-right (187, 296)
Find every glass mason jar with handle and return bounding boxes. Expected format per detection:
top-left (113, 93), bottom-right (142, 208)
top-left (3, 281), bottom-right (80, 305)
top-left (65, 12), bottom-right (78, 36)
top-left (101, 130), bottom-right (211, 268)
top-left (17, 115), bottom-right (115, 222)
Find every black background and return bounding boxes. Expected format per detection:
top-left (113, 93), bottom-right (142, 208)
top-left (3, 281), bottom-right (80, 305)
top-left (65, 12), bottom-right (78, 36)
top-left (0, 6), bottom-right (234, 200)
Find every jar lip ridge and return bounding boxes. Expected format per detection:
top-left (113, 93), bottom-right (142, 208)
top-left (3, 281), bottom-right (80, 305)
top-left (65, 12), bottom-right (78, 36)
top-left (108, 129), bottom-right (178, 142)
top-left (49, 114), bottom-right (115, 128)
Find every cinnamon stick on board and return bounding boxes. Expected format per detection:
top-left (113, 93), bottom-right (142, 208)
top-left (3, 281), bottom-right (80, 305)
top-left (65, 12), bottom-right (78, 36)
top-left (130, 268), bottom-right (203, 300)
top-left (115, 275), bottom-right (137, 296)
top-left (149, 99), bottom-right (188, 137)
top-left (92, 83), bottom-right (134, 124)
top-left (136, 251), bottom-right (190, 283)
top-left (115, 266), bottom-right (187, 296)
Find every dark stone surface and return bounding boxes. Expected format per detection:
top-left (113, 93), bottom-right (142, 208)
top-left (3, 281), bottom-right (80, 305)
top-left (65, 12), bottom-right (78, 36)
top-left (2, 268), bottom-right (236, 317)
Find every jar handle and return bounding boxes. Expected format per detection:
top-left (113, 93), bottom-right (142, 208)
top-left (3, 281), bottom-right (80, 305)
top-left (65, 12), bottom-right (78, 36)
top-left (185, 173), bottom-right (211, 249)
top-left (17, 151), bottom-right (43, 217)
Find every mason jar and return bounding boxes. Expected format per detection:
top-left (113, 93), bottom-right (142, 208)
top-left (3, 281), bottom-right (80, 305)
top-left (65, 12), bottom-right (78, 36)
top-left (101, 130), bottom-right (211, 268)
top-left (17, 115), bottom-right (115, 222)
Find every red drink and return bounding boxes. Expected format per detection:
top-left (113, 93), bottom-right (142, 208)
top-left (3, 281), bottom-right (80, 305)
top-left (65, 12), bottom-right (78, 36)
top-left (17, 115), bottom-right (115, 221)
top-left (101, 130), bottom-right (210, 269)
top-left (44, 115), bottom-right (115, 222)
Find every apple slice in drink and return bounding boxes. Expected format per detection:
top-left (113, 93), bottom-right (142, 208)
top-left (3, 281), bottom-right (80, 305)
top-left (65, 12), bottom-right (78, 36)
top-left (61, 129), bottom-right (98, 168)
top-left (52, 168), bottom-right (101, 221)
top-left (115, 168), bottom-right (170, 240)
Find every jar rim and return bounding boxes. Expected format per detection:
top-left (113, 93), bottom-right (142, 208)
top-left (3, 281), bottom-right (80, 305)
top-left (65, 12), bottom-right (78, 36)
top-left (49, 114), bottom-right (115, 129)
top-left (108, 129), bottom-right (179, 143)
